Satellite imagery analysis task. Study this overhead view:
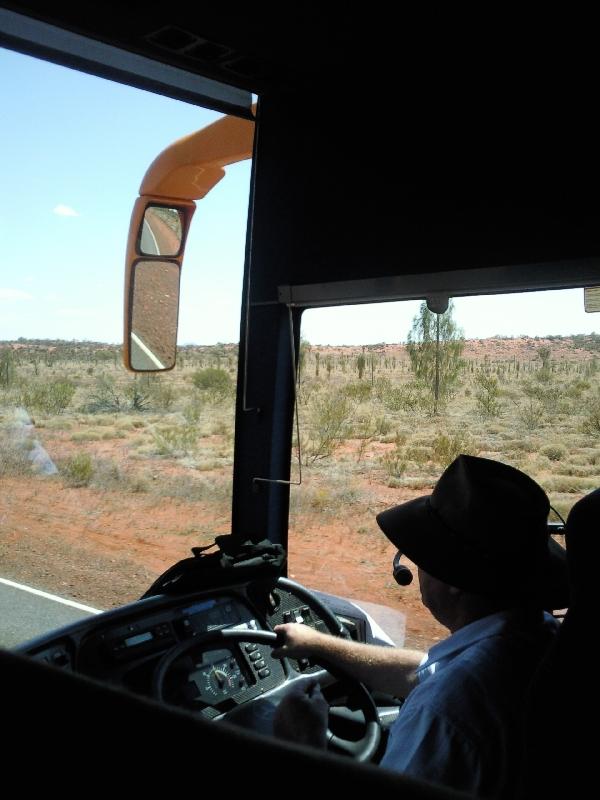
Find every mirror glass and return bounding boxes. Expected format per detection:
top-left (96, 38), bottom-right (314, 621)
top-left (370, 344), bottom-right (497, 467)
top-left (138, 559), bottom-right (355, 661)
top-left (130, 260), bottom-right (180, 370)
top-left (139, 206), bottom-right (183, 256)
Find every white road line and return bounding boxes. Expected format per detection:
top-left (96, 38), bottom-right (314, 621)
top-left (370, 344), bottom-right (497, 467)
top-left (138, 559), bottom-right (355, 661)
top-left (131, 331), bottom-right (166, 369)
top-left (143, 217), bottom-right (160, 254)
top-left (0, 577), bottom-right (102, 614)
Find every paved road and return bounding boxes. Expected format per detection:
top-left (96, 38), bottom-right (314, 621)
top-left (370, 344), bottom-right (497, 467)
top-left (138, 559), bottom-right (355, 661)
top-left (0, 577), bottom-right (101, 648)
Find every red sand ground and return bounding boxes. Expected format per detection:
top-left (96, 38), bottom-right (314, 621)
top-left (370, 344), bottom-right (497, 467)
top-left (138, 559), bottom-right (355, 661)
top-left (0, 473), bottom-right (444, 650)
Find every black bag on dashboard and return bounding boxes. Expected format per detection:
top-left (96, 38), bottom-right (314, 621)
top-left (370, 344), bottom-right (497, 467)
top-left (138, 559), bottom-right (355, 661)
top-left (141, 535), bottom-right (286, 598)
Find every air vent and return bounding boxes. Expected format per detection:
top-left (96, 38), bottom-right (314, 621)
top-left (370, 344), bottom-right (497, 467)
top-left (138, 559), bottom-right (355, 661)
top-left (146, 26), bottom-right (197, 53)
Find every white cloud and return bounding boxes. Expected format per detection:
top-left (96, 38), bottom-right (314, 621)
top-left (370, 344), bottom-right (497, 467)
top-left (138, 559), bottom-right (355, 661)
top-left (53, 204), bottom-right (80, 217)
top-left (0, 288), bottom-right (33, 301)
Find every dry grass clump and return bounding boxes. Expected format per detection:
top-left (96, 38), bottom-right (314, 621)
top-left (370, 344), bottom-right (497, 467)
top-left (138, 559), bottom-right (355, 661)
top-left (540, 444), bottom-right (568, 462)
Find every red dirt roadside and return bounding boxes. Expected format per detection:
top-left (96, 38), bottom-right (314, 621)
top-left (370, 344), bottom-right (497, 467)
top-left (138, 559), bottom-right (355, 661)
top-left (0, 475), bottom-right (444, 649)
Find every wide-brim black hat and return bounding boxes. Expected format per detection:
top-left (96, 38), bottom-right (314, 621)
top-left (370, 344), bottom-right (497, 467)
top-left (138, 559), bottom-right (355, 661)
top-left (376, 455), bottom-right (569, 609)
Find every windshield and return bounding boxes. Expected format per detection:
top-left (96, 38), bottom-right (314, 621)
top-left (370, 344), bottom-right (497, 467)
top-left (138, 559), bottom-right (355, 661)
top-left (2, 48), bottom-right (597, 655)
top-left (295, 291), bottom-right (599, 648)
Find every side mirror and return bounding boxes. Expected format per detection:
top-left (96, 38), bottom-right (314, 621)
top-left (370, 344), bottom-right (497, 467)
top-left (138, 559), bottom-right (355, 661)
top-left (124, 198), bottom-right (195, 372)
top-left (129, 260), bottom-right (181, 370)
top-left (123, 110), bottom-right (255, 372)
top-left (139, 206), bottom-right (184, 257)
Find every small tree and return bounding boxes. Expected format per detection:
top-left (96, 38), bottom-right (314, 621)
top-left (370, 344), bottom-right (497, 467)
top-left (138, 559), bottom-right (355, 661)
top-left (0, 349), bottom-right (17, 388)
top-left (356, 352), bottom-right (366, 380)
top-left (406, 300), bottom-right (464, 414)
top-left (474, 370), bottom-right (502, 418)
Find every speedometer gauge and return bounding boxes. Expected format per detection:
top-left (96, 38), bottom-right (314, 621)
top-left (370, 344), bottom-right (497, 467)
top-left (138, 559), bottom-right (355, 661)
top-left (191, 648), bottom-right (245, 703)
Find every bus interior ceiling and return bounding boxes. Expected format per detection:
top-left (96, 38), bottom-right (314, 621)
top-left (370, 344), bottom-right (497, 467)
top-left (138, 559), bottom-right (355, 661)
top-left (1, 3), bottom-right (599, 793)
top-left (2, 2), bottom-right (599, 295)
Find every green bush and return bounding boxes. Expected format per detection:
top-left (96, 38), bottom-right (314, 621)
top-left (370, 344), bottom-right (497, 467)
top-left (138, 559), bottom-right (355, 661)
top-left (405, 446), bottom-right (431, 465)
top-left (62, 453), bottom-right (94, 487)
top-left (582, 398), bottom-right (600, 436)
top-left (191, 368), bottom-right (232, 395)
top-left (341, 382), bottom-right (372, 402)
top-left (541, 444), bottom-right (567, 462)
top-left (431, 431), bottom-right (477, 467)
top-left (474, 371), bottom-right (502, 418)
top-left (302, 393), bottom-right (352, 464)
top-left (152, 423), bottom-right (199, 456)
top-left (519, 400), bottom-right (545, 429)
top-left (20, 379), bottom-right (76, 415)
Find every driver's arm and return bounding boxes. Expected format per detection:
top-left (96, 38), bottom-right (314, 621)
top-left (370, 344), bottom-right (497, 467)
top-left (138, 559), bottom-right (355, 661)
top-left (272, 623), bottom-right (425, 699)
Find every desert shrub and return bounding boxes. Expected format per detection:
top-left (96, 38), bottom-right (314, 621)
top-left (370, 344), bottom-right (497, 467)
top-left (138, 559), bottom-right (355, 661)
top-left (374, 415), bottom-right (392, 436)
top-left (582, 398), bottom-right (600, 436)
top-left (43, 419), bottom-right (74, 430)
top-left (149, 379), bottom-right (177, 411)
top-left (381, 385), bottom-right (404, 412)
top-left (183, 394), bottom-right (203, 424)
top-left (391, 475), bottom-right (437, 491)
top-left (90, 457), bottom-right (123, 489)
top-left (380, 449), bottom-right (407, 479)
top-left (126, 383), bottom-right (151, 412)
top-left (211, 418), bottom-right (233, 438)
top-left (101, 429), bottom-right (126, 439)
top-left (301, 394), bottom-right (353, 464)
top-left (191, 368), bottom-right (232, 396)
top-left (542, 475), bottom-right (598, 494)
top-left (431, 431), bottom-right (478, 467)
top-left (19, 379), bottom-right (76, 415)
top-left (519, 400), bottom-right (545, 429)
top-left (551, 463), bottom-right (597, 477)
top-left (0, 437), bottom-right (32, 476)
top-left (71, 431), bottom-right (102, 442)
top-left (474, 371), bottom-right (502, 418)
top-left (84, 375), bottom-right (122, 413)
top-left (405, 446), bottom-right (431, 465)
top-left (504, 438), bottom-right (537, 453)
top-left (566, 379), bottom-right (591, 399)
top-left (341, 382), bottom-right (372, 402)
top-left (290, 476), bottom-right (360, 516)
top-left (62, 453), bottom-right (94, 487)
top-left (541, 444), bottom-right (567, 462)
top-left (152, 423), bottom-right (199, 456)
top-left (373, 376), bottom-right (391, 402)
top-left (432, 432), bottom-right (477, 467)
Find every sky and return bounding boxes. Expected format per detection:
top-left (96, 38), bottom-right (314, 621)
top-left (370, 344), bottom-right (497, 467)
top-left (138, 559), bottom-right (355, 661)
top-left (1, 46), bottom-right (600, 347)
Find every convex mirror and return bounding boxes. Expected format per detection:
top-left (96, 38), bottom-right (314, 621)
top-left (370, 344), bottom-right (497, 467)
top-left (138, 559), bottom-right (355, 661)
top-left (139, 206), bottom-right (183, 257)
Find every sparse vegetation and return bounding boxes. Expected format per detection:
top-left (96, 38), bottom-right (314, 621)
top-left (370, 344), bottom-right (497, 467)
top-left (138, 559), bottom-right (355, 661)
top-left (3, 334), bottom-right (600, 620)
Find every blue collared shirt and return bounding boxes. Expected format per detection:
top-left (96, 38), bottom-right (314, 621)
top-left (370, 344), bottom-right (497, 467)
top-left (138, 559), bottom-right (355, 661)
top-left (380, 610), bottom-right (559, 798)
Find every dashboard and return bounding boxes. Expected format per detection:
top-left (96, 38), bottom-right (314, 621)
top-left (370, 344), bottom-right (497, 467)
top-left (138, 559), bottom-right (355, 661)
top-left (17, 578), bottom-right (377, 720)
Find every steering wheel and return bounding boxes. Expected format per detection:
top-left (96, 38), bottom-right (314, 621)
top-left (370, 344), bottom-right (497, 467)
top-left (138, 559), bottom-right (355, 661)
top-left (152, 581), bottom-right (382, 762)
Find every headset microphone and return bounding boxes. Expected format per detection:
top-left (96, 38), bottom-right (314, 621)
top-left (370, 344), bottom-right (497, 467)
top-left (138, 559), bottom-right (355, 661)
top-left (393, 551), bottom-right (414, 586)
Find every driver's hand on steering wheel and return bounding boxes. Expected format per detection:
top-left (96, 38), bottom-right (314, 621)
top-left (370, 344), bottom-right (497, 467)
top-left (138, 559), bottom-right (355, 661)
top-left (272, 623), bottom-right (327, 659)
top-left (273, 679), bottom-right (329, 748)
